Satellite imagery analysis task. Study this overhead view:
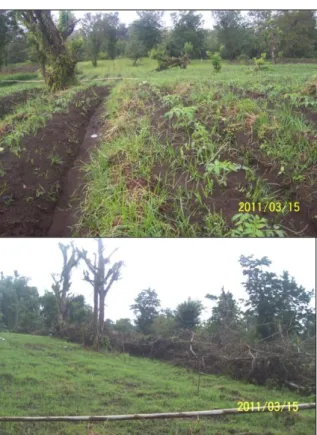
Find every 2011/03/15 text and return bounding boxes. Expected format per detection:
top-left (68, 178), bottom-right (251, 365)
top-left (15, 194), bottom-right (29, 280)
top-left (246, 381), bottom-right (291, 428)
top-left (238, 202), bottom-right (300, 213)
top-left (237, 401), bottom-right (299, 412)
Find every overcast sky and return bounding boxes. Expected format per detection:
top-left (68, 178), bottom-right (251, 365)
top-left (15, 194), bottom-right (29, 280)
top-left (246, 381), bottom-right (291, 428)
top-left (67, 11), bottom-right (217, 30)
top-left (0, 238), bottom-right (315, 322)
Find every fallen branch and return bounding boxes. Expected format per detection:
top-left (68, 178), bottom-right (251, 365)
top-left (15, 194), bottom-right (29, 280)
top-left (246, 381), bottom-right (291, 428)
top-left (0, 403), bottom-right (315, 422)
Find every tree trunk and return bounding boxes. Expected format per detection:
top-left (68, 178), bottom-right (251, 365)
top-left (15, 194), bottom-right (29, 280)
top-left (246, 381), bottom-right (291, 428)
top-left (20, 11), bottom-right (77, 91)
top-left (271, 34), bottom-right (276, 64)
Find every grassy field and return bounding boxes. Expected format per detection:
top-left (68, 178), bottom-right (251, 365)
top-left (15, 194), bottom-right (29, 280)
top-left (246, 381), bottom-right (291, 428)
top-left (0, 332), bottom-right (315, 435)
top-left (0, 59), bottom-right (316, 236)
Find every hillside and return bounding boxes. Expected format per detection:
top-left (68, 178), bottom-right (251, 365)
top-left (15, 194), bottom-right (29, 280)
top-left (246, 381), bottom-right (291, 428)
top-left (0, 332), bottom-right (315, 434)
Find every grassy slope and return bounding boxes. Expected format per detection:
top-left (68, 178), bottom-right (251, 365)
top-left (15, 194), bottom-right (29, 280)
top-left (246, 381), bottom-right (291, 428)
top-left (0, 332), bottom-right (315, 435)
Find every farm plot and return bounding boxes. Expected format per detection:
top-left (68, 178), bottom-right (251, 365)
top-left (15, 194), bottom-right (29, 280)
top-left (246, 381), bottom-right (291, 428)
top-left (0, 84), bottom-right (109, 236)
top-left (76, 69), bottom-right (317, 237)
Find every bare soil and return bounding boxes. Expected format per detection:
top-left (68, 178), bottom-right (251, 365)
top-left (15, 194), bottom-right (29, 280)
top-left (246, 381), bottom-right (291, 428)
top-left (0, 88), bottom-right (42, 119)
top-left (0, 86), bottom-right (109, 237)
top-left (146, 89), bottom-right (317, 236)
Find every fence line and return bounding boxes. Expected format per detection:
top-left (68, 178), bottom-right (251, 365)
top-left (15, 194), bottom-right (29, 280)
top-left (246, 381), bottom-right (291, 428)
top-left (0, 403), bottom-right (315, 422)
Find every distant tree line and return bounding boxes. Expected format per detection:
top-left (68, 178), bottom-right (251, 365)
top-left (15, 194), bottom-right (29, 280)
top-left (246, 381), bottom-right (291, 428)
top-left (0, 246), bottom-right (315, 343)
top-left (1, 10), bottom-right (316, 69)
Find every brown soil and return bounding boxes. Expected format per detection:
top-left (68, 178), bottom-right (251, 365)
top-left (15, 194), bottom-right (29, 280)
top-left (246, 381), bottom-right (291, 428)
top-left (145, 88), bottom-right (317, 236)
top-left (0, 88), bottom-right (42, 119)
top-left (0, 86), bottom-right (109, 236)
top-left (48, 97), bottom-right (107, 237)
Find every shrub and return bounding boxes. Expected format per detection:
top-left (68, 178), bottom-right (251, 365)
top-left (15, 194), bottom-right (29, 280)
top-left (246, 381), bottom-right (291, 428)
top-left (98, 52), bottom-right (109, 60)
top-left (210, 52), bottom-right (222, 72)
top-left (237, 54), bottom-right (250, 65)
top-left (252, 53), bottom-right (269, 71)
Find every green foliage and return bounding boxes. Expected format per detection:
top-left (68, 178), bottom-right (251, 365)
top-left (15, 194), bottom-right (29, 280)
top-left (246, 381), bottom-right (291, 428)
top-left (211, 52), bottom-right (222, 72)
top-left (239, 255), bottom-right (314, 339)
top-left (113, 318), bottom-right (135, 333)
top-left (151, 313), bottom-right (177, 337)
top-left (237, 53), bottom-right (250, 64)
top-left (175, 298), bottom-right (203, 329)
top-left (205, 159), bottom-right (240, 185)
top-left (126, 38), bottom-right (146, 66)
top-left (131, 11), bottom-right (163, 53)
top-left (231, 214), bottom-right (285, 237)
top-left (208, 287), bottom-right (241, 328)
top-left (0, 272), bottom-right (41, 333)
top-left (183, 41), bottom-right (193, 57)
top-left (148, 44), bottom-right (166, 60)
top-left (170, 11), bottom-right (206, 58)
top-left (252, 52), bottom-right (269, 71)
top-left (130, 288), bottom-right (161, 334)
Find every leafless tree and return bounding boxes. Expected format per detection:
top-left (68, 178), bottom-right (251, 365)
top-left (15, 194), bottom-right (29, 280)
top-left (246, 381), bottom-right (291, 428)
top-left (51, 242), bottom-right (81, 332)
top-left (77, 239), bottom-right (124, 348)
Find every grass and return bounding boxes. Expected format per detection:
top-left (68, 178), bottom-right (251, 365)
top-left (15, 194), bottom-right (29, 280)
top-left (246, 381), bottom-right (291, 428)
top-left (73, 59), bottom-right (317, 237)
top-left (0, 332), bottom-right (315, 435)
top-left (0, 59), bottom-right (316, 236)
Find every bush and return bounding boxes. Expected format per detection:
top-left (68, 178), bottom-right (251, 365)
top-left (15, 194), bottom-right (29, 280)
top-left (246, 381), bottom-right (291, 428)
top-left (210, 52), bottom-right (222, 72)
top-left (252, 53), bottom-right (269, 71)
top-left (98, 52), bottom-right (109, 60)
top-left (237, 54), bottom-right (250, 65)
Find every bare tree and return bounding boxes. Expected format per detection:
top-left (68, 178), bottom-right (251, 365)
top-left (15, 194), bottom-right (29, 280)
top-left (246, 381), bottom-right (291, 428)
top-left (77, 239), bottom-right (124, 348)
top-left (51, 242), bottom-right (81, 332)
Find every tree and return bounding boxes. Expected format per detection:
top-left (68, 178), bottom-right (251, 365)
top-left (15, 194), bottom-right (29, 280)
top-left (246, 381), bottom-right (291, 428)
top-left (19, 11), bottom-right (77, 90)
top-left (39, 291), bottom-right (59, 331)
top-left (276, 11), bottom-right (317, 58)
top-left (0, 271), bottom-right (40, 333)
top-left (183, 41), bottom-right (193, 58)
top-left (239, 255), bottom-right (314, 339)
top-left (51, 242), bottom-right (80, 334)
top-left (114, 318), bottom-right (135, 333)
top-left (130, 288), bottom-right (161, 334)
top-left (0, 11), bottom-right (20, 68)
top-left (103, 13), bottom-right (120, 60)
top-left (58, 11), bottom-right (78, 41)
top-left (131, 11), bottom-right (163, 53)
top-left (81, 13), bottom-right (106, 67)
top-left (213, 11), bottom-right (249, 60)
top-left (208, 287), bottom-right (240, 328)
top-left (126, 37), bottom-right (146, 66)
top-left (170, 11), bottom-right (206, 58)
top-left (248, 11), bottom-right (282, 64)
top-left (152, 312), bottom-right (176, 337)
top-left (78, 239), bottom-right (124, 348)
top-left (175, 298), bottom-right (203, 329)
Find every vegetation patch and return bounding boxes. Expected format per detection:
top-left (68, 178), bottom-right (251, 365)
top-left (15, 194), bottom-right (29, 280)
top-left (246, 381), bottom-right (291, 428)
top-left (77, 77), bottom-right (317, 236)
top-left (0, 84), bottom-right (109, 236)
top-left (0, 332), bottom-right (315, 435)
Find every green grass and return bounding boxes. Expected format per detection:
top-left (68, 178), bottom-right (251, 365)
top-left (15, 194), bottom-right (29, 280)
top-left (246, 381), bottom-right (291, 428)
top-left (0, 332), bottom-right (315, 434)
top-left (1, 59), bottom-right (316, 236)
top-left (74, 59), bottom-right (317, 237)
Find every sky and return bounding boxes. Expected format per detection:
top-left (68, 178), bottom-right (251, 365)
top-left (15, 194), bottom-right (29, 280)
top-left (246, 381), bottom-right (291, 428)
top-left (0, 238), bottom-right (315, 322)
top-left (68, 11), bottom-right (217, 30)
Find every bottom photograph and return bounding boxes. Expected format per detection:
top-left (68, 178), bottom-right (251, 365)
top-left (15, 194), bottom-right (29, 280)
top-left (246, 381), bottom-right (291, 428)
top-left (0, 238), bottom-right (315, 435)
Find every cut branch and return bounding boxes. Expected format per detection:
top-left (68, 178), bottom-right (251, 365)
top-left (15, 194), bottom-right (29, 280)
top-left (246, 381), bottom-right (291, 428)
top-left (0, 403), bottom-right (315, 422)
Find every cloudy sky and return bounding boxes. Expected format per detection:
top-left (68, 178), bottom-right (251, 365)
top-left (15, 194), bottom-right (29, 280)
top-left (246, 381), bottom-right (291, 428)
top-left (0, 238), bottom-right (315, 322)
top-left (65, 11), bottom-right (218, 30)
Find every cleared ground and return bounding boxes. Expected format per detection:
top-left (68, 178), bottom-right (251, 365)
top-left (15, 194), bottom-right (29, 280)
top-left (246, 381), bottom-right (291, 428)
top-left (0, 332), bottom-right (315, 434)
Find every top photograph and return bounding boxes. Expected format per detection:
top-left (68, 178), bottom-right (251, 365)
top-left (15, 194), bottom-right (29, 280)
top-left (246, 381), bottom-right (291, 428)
top-left (0, 10), bottom-right (316, 237)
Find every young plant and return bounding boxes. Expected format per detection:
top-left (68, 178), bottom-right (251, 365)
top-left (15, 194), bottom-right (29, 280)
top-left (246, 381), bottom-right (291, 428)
top-left (231, 213), bottom-right (285, 237)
